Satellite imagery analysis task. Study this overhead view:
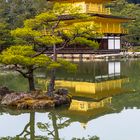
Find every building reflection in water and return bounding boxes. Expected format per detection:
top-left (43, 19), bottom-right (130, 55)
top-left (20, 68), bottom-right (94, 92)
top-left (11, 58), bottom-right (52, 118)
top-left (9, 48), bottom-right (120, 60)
top-left (37, 61), bottom-right (133, 126)
top-left (39, 61), bottom-right (129, 99)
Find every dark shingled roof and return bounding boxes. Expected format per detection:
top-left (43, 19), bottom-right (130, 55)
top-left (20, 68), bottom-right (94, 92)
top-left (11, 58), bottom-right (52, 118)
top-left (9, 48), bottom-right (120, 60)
top-left (58, 13), bottom-right (133, 21)
top-left (49, 0), bottom-right (115, 3)
top-left (90, 13), bottom-right (134, 20)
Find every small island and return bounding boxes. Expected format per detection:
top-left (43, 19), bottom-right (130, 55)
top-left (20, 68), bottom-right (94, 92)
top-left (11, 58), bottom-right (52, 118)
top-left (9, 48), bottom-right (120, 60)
top-left (0, 87), bottom-right (71, 109)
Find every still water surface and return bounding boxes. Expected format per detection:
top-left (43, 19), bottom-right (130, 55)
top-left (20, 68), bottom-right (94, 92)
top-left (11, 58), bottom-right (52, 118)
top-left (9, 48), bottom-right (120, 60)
top-left (0, 59), bottom-right (140, 140)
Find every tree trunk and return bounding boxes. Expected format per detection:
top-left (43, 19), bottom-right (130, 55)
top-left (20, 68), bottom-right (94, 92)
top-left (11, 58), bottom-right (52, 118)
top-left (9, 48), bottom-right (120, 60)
top-left (47, 69), bottom-right (55, 96)
top-left (28, 76), bottom-right (35, 91)
top-left (28, 67), bottom-right (35, 91)
top-left (53, 44), bottom-right (57, 61)
top-left (47, 44), bottom-right (57, 96)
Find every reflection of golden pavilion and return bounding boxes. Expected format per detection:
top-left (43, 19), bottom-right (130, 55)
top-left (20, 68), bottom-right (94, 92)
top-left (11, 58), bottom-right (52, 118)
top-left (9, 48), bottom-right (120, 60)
top-left (56, 98), bottom-right (114, 123)
top-left (69, 97), bottom-right (112, 111)
top-left (68, 97), bottom-right (112, 128)
top-left (55, 78), bottom-right (129, 100)
top-left (37, 77), bottom-right (131, 123)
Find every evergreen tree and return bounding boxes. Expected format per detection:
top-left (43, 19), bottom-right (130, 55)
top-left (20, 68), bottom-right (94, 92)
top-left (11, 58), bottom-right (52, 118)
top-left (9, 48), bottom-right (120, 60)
top-left (0, 3), bottom-right (99, 91)
top-left (108, 0), bottom-right (140, 45)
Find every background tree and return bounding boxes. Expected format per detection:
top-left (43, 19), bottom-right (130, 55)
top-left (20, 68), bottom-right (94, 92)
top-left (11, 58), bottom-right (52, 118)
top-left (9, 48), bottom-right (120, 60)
top-left (107, 0), bottom-right (140, 45)
top-left (0, 0), bottom-right (53, 29)
top-left (0, 23), bottom-right (13, 51)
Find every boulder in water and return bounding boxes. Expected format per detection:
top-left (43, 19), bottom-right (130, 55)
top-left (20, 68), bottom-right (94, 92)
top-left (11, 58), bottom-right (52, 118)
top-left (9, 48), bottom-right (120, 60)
top-left (55, 88), bottom-right (69, 95)
top-left (1, 93), bottom-right (31, 105)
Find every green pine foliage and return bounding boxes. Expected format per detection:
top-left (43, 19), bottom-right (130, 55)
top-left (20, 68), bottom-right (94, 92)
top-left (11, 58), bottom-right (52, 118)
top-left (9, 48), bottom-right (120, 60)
top-left (0, 3), bottom-right (100, 91)
top-left (0, 45), bottom-right (51, 66)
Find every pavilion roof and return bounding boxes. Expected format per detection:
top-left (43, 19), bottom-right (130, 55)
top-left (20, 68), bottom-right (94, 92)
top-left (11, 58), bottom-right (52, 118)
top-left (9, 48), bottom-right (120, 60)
top-left (49, 0), bottom-right (115, 4)
top-left (58, 13), bottom-right (133, 21)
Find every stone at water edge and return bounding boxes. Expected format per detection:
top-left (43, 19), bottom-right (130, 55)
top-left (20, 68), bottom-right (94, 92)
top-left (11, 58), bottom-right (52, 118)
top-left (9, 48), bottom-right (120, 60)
top-left (1, 93), bottom-right (31, 105)
top-left (0, 87), bottom-right (72, 109)
top-left (55, 88), bottom-right (69, 95)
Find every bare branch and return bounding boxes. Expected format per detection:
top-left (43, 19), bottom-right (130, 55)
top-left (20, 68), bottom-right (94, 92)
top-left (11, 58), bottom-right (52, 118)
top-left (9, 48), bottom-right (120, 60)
top-left (31, 47), bottom-right (48, 58)
top-left (56, 39), bottom-right (70, 51)
top-left (56, 31), bottom-right (81, 51)
top-left (52, 18), bottom-right (61, 30)
top-left (14, 64), bottom-right (28, 78)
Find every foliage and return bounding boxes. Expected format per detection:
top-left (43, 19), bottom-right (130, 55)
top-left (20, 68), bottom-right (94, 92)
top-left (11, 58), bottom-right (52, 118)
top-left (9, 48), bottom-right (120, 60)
top-left (0, 3), bottom-right (100, 91)
top-left (0, 23), bottom-right (13, 51)
top-left (0, 45), bottom-right (52, 91)
top-left (10, 3), bottom-right (100, 50)
top-left (58, 59), bottom-right (77, 72)
top-left (0, 0), bottom-right (53, 29)
top-left (0, 45), bottom-right (51, 69)
top-left (108, 0), bottom-right (140, 45)
top-left (0, 0), bottom-right (139, 48)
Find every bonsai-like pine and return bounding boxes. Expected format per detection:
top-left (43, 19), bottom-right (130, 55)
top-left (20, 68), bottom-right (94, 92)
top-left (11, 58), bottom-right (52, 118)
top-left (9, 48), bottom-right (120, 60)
top-left (0, 3), bottom-right (101, 92)
top-left (0, 45), bottom-right (53, 91)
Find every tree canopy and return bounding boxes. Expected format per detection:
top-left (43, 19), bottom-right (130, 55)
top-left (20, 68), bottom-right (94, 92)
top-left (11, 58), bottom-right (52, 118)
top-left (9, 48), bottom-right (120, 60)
top-left (0, 23), bottom-right (13, 51)
top-left (0, 3), bottom-right (99, 91)
top-left (10, 3), bottom-right (99, 51)
top-left (108, 0), bottom-right (140, 45)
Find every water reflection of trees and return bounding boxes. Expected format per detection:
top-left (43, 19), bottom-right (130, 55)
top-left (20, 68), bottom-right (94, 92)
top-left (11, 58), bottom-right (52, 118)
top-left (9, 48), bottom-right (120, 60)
top-left (72, 136), bottom-right (100, 140)
top-left (37, 112), bottom-right (71, 140)
top-left (16, 112), bottom-right (36, 140)
top-left (17, 112), bottom-right (65, 140)
top-left (0, 109), bottom-right (100, 140)
top-left (2, 60), bottom-right (140, 139)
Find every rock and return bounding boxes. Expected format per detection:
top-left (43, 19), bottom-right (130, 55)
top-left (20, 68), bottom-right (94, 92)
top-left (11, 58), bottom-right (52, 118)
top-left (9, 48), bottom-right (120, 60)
top-left (16, 99), bottom-right (55, 109)
top-left (54, 94), bottom-right (71, 106)
top-left (17, 102), bottom-right (29, 109)
top-left (0, 88), bottom-right (71, 109)
top-left (55, 88), bottom-right (69, 95)
top-left (16, 99), bottom-right (38, 109)
top-left (1, 93), bottom-right (31, 105)
top-left (32, 100), bottom-right (55, 109)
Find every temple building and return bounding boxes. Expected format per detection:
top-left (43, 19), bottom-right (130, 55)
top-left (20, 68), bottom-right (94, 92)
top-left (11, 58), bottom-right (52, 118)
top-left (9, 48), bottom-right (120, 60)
top-left (49, 0), bottom-right (131, 54)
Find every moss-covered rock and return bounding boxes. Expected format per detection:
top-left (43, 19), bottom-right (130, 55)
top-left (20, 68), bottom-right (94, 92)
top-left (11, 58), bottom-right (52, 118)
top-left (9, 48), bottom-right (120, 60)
top-left (0, 87), bottom-right (71, 109)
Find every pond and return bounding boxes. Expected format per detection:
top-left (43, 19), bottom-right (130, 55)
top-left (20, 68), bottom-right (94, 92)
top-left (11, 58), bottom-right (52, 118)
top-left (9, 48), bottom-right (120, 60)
top-left (0, 59), bottom-right (140, 140)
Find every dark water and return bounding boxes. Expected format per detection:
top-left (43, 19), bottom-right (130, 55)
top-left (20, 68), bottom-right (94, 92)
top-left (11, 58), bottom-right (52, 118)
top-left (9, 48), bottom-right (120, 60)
top-left (0, 59), bottom-right (140, 140)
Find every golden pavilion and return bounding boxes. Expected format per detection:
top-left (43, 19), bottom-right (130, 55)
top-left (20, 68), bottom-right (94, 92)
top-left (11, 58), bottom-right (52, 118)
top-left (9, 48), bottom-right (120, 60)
top-left (48, 0), bottom-right (131, 53)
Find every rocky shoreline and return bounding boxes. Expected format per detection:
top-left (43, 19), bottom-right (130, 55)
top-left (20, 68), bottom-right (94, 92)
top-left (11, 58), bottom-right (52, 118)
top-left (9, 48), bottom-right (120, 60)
top-left (0, 87), bottom-right (71, 109)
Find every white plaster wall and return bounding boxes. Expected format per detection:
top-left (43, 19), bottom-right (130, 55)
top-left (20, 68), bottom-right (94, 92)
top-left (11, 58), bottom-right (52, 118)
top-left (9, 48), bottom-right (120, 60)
top-left (108, 37), bottom-right (121, 50)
